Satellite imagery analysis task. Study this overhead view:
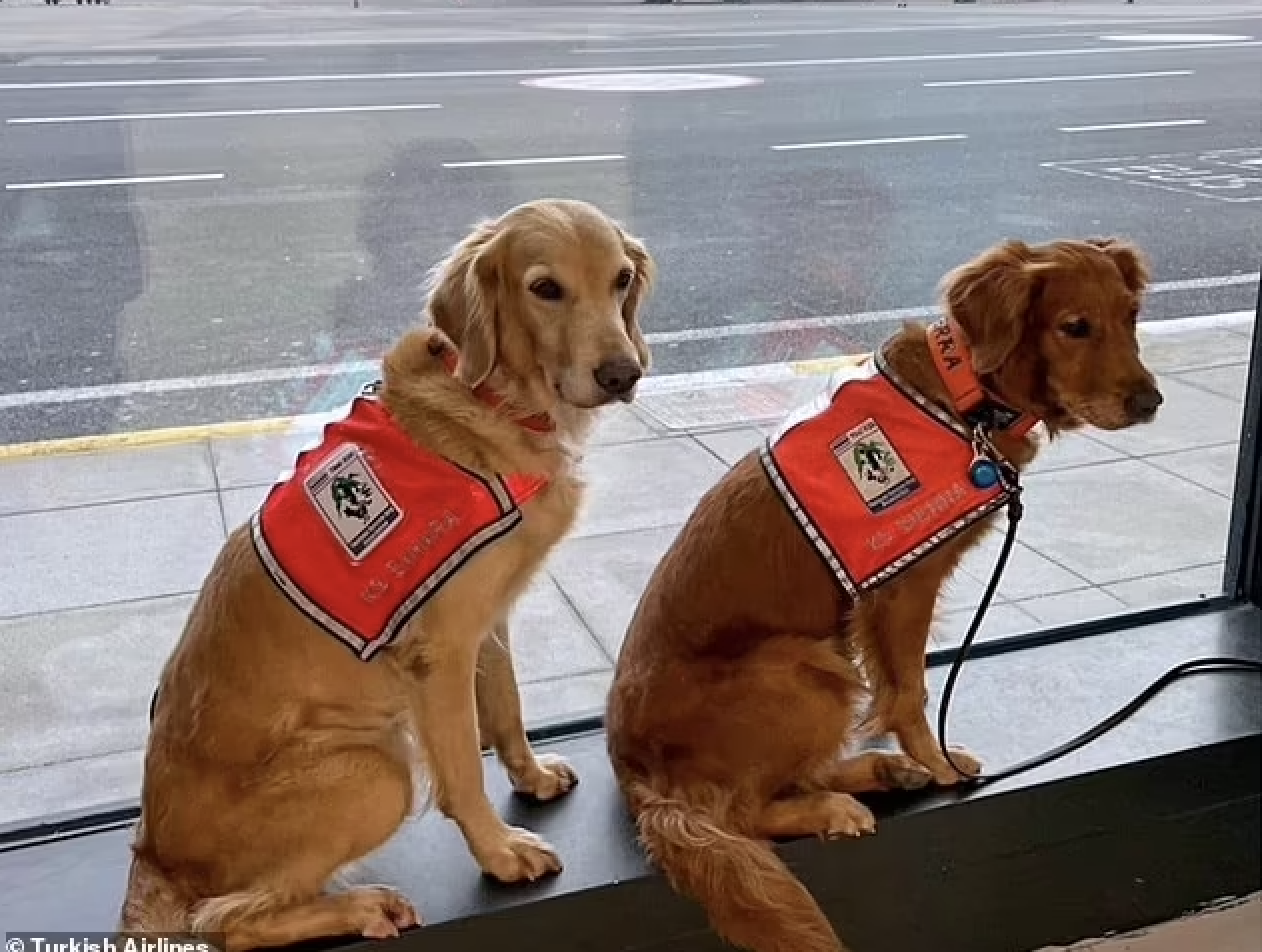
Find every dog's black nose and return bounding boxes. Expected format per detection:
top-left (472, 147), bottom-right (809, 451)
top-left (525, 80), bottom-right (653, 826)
top-left (594, 357), bottom-right (642, 398)
top-left (1126, 386), bottom-right (1164, 420)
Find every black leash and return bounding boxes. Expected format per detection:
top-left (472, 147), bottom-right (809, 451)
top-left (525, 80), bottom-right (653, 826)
top-left (937, 439), bottom-right (1262, 788)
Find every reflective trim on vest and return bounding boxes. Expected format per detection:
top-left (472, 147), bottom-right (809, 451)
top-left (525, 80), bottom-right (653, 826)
top-left (250, 397), bottom-right (547, 660)
top-left (762, 350), bottom-right (1012, 599)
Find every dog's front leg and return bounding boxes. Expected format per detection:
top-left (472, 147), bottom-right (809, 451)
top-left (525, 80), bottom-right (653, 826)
top-left (477, 621), bottom-right (578, 801)
top-left (858, 584), bottom-right (983, 786)
top-left (412, 637), bottom-right (563, 883)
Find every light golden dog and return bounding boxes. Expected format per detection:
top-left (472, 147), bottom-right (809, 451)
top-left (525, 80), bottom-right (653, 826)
top-left (606, 238), bottom-right (1161, 952)
top-left (119, 199), bottom-right (654, 950)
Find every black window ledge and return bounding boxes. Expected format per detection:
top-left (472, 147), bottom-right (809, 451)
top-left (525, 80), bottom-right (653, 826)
top-left (2, 603), bottom-right (1259, 952)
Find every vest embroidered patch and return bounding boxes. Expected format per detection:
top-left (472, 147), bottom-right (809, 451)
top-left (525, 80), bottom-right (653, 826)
top-left (251, 396), bottom-right (547, 660)
top-left (762, 352), bottom-right (1013, 598)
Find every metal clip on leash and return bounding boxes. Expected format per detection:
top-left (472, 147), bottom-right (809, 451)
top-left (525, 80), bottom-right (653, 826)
top-left (937, 427), bottom-right (1262, 789)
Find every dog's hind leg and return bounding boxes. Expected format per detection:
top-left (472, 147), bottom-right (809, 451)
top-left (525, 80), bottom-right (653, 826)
top-left (182, 747), bottom-right (417, 952)
top-left (194, 886), bottom-right (417, 952)
top-left (816, 751), bottom-right (934, 794)
top-left (756, 792), bottom-right (876, 840)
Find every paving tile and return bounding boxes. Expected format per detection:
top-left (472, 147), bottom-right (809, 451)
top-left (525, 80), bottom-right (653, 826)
top-left (0, 595), bottom-right (191, 773)
top-left (548, 525), bottom-right (682, 658)
top-left (572, 437), bottom-right (727, 539)
top-left (591, 405), bottom-right (660, 445)
top-left (936, 567), bottom-right (993, 615)
top-left (1012, 587), bottom-right (1129, 629)
top-left (1172, 362), bottom-right (1249, 402)
top-left (1087, 377), bottom-right (1243, 457)
top-left (957, 530), bottom-right (1091, 602)
top-left (210, 424), bottom-right (323, 490)
top-left (1103, 562), bottom-right (1226, 609)
top-left (1026, 430), bottom-right (1124, 475)
top-left (0, 442), bottom-right (215, 516)
top-left (0, 748), bottom-right (144, 829)
top-left (505, 574), bottom-right (610, 683)
top-left (636, 378), bottom-right (819, 431)
top-left (0, 495), bottom-right (225, 617)
top-left (1136, 326), bottom-right (1251, 375)
top-left (1145, 443), bottom-right (1243, 498)
top-left (694, 427), bottom-right (765, 467)
top-left (519, 670), bottom-right (613, 731)
top-left (1015, 460), bottom-right (1231, 586)
top-left (220, 484), bottom-right (271, 532)
top-left (930, 602), bottom-right (1039, 650)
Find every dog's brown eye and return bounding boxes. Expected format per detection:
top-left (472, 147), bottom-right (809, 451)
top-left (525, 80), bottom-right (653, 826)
top-left (1061, 317), bottom-right (1091, 339)
top-left (529, 277), bottom-right (563, 301)
top-left (615, 268), bottom-right (634, 292)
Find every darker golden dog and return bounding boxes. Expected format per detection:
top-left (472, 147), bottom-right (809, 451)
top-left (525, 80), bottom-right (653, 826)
top-left (119, 199), bottom-right (654, 950)
top-left (606, 238), bottom-right (1162, 952)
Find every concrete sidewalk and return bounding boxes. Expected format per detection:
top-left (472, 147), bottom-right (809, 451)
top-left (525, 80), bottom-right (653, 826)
top-left (0, 314), bottom-right (1251, 828)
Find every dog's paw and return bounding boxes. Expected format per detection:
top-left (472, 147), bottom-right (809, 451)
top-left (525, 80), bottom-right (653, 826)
top-left (931, 746), bottom-right (983, 786)
top-left (511, 753), bottom-right (578, 802)
top-left (821, 793), bottom-right (877, 839)
top-left (346, 886), bottom-right (420, 940)
top-left (873, 753), bottom-right (935, 792)
top-left (478, 827), bottom-right (563, 884)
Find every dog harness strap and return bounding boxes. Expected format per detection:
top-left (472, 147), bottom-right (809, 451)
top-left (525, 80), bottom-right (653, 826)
top-left (927, 317), bottom-right (1037, 439)
top-left (251, 397), bottom-right (547, 660)
top-left (762, 357), bottom-right (1013, 597)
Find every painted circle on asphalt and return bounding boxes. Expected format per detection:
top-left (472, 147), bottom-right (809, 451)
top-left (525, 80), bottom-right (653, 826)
top-left (521, 73), bottom-right (764, 92)
top-left (1099, 33), bottom-right (1252, 43)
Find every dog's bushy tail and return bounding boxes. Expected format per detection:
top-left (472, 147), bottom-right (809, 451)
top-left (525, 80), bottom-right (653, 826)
top-left (629, 782), bottom-right (845, 952)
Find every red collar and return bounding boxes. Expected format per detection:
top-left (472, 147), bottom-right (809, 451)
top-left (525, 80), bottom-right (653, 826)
top-left (927, 317), bottom-right (1037, 439)
top-left (440, 349), bottom-right (555, 434)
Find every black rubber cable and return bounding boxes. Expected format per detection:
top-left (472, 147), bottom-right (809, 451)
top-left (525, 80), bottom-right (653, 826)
top-left (938, 489), bottom-right (1262, 787)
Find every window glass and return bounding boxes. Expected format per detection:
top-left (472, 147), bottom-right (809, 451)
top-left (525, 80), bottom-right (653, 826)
top-left (0, 0), bottom-right (1257, 829)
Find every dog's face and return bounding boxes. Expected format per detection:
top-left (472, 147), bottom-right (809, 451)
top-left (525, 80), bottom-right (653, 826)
top-left (942, 237), bottom-right (1163, 432)
top-left (427, 199), bottom-right (654, 410)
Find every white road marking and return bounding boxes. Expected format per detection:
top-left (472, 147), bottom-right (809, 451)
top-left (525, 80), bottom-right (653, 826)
top-left (1059, 119), bottom-right (1207, 133)
top-left (773, 134), bottom-right (967, 152)
top-left (1003, 32), bottom-right (1121, 39)
top-left (1152, 273), bottom-right (1261, 293)
top-left (442, 154), bottom-right (624, 169)
top-left (925, 70), bottom-right (1193, 88)
top-left (3, 304), bottom-right (1250, 412)
top-left (5, 173), bottom-right (225, 192)
top-left (1042, 148), bottom-right (1262, 203)
top-left (523, 72), bottom-right (762, 92)
top-left (19, 55), bottom-right (266, 66)
top-left (1, 41), bottom-right (1258, 91)
top-left (571, 44), bottom-right (774, 54)
top-left (7, 103), bottom-right (443, 126)
top-left (1101, 33), bottom-right (1253, 43)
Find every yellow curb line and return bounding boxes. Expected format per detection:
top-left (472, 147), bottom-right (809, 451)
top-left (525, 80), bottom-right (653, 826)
top-left (0, 415), bottom-right (303, 462)
top-left (789, 354), bottom-right (871, 376)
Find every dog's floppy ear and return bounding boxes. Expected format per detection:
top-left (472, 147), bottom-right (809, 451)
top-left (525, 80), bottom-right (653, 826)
top-left (1087, 237), bottom-right (1150, 294)
top-left (940, 240), bottom-right (1047, 375)
top-left (426, 220), bottom-right (504, 388)
top-left (617, 223), bottom-right (655, 370)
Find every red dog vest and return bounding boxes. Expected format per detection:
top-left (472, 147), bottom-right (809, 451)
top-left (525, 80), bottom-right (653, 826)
top-left (762, 348), bottom-right (1020, 598)
top-left (251, 394), bottom-right (547, 660)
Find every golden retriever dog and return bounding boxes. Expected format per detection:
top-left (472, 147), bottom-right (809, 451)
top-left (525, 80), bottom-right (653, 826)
top-left (606, 238), bottom-right (1161, 952)
top-left (119, 199), bottom-right (655, 950)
